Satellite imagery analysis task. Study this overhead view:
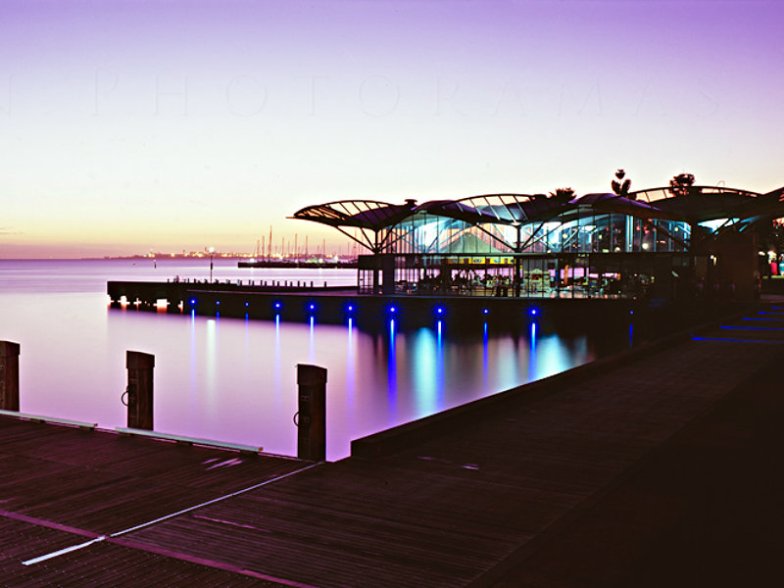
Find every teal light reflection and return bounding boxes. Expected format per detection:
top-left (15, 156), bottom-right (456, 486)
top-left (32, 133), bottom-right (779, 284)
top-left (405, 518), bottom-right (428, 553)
top-left (527, 321), bottom-right (538, 380)
top-left (411, 327), bottom-right (440, 417)
top-left (536, 336), bottom-right (572, 378)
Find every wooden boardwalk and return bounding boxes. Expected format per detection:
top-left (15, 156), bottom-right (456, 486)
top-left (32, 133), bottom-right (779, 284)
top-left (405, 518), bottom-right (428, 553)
top-left (2, 305), bottom-right (783, 586)
top-left (0, 423), bottom-right (307, 586)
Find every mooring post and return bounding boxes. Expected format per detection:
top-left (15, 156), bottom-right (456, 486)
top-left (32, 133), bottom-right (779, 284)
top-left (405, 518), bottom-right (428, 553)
top-left (296, 364), bottom-right (327, 461)
top-left (0, 341), bottom-right (21, 411)
top-left (125, 351), bottom-right (154, 430)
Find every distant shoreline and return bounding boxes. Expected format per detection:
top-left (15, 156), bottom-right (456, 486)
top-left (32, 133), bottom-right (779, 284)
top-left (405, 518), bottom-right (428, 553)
top-left (0, 256), bottom-right (357, 265)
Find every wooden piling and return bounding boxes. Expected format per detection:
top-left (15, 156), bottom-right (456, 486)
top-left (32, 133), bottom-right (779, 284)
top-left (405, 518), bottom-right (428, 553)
top-left (0, 341), bottom-right (20, 411)
top-left (126, 351), bottom-right (155, 430)
top-left (296, 364), bottom-right (327, 461)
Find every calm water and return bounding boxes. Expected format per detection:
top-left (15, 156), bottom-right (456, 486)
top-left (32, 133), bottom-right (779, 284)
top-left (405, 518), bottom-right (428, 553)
top-left (0, 258), bottom-right (627, 460)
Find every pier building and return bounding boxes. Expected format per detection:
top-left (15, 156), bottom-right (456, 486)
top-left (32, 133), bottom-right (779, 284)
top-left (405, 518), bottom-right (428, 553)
top-left (293, 185), bottom-right (784, 302)
top-left (107, 181), bottom-right (783, 324)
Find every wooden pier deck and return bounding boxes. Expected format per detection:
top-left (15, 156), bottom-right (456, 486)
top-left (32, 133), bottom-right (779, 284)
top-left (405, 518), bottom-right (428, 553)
top-left (2, 305), bottom-right (783, 586)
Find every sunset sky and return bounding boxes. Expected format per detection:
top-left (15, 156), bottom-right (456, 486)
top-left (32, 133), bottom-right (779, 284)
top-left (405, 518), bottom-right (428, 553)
top-left (1, 0), bottom-right (782, 258)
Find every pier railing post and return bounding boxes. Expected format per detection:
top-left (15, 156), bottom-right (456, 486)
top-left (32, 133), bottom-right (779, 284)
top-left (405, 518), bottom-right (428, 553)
top-left (125, 351), bottom-right (155, 430)
top-left (0, 341), bottom-right (20, 411)
top-left (296, 364), bottom-right (327, 461)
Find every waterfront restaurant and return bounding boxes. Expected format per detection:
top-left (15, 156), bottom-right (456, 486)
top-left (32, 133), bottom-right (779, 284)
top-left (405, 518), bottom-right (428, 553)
top-left (294, 185), bottom-right (784, 302)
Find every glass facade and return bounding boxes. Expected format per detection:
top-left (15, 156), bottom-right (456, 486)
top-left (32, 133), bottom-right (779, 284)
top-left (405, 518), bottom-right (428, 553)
top-left (356, 208), bottom-right (693, 299)
top-left (294, 186), bottom-right (782, 300)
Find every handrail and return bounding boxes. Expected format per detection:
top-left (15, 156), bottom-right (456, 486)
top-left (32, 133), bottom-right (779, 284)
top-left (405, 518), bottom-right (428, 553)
top-left (0, 409), bottom-right (97, 430)
top-left (115, 427), bottom-right (263, 454)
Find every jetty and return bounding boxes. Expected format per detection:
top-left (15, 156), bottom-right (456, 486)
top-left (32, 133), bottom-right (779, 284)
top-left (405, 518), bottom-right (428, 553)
top-left (1, 303), bottom-right (782, 585)
top-left (106, 279), bottom-right (643, 330)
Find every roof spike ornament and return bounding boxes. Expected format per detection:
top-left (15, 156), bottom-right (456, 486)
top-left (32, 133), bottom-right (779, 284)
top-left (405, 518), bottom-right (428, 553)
top-left (611, 169), bottom-right (633, 199)
top-left (549, 187), bottom-right (575, 202)
top-left (669, 173), bottom-right (696, 198)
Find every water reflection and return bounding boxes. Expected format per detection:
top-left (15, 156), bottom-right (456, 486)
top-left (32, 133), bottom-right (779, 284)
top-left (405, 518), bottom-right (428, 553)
top-left (387, 319), bottom-right (397, 416)
top-left (205, 318), bottom-right (218, 411)
top-left (345, 318), bottom-right (356, 409)
top-left (273, 314), bottom-right (282, 409)
top-left (482, 322), bottom-right (489, 388)
top-left (308, 316), bottom-right (316, 362)
top-left (189, 310), bottom-right (198, 407)
top-left (0, 260), bottom-right (631, 461)
top-left (436, 320), bottom-right (444, 408)
top-left (411, 327), bottom-right (436, 417)
top-left (528, 321), bottom-right (538, 380)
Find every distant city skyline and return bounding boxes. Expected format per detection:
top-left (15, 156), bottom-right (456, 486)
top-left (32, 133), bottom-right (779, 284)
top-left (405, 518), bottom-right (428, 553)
top-left (2, 0), bottom-right (783, 258)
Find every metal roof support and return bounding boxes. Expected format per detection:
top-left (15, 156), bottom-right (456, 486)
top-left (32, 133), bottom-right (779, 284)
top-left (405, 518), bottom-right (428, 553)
top-left (473, 223), bottom-right (515, 251)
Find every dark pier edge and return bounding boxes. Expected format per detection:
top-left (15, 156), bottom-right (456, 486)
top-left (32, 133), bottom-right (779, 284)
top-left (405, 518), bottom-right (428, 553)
top-left (107, 279), bottom-right (649, 328)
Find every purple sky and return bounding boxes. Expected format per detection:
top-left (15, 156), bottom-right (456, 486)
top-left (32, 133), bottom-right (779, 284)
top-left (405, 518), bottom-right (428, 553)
top-left (1, 0), bottom-right (783, 257)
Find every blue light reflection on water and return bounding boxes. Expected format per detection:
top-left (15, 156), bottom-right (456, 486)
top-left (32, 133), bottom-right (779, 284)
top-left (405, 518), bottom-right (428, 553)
top-left (345, 318), bottom-right (356, 409)
top-left (308, 315), bottom-right (316, 362)
top-left (528, 321), bottom-right (538, 381)
top-left (482, 322), bottom-right (489, 388)
top-left (0, 259), bottom-right (624, 461)
top-left (273, 314), bottom-right (282, 409)
top-left (387, 318), bottom-right (397, 416)
top-left (436, 320), bottom-right (445, 408)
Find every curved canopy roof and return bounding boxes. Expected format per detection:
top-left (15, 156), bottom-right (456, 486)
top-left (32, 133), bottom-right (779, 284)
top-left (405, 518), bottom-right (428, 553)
top-left (449, 193), bottom-right (571, 224)
top-left (293, 186), bottom-right (783, 235)
top-left (628, 186), bottom-right (763, 223)
top-left (415, 199), bottom-right (508, 224)
top-left (292, 199), bottom-right (418, 230)
top-left (577, 193), bottom-right (680, 220)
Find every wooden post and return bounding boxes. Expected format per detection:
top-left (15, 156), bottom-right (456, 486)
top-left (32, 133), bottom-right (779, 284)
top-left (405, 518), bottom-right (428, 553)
top-left (296, 364), bottom-right (327, 461)
top-left (125, 351), bottom-right (154, 430)
top-left (0, 341), bottom-right (20, 411)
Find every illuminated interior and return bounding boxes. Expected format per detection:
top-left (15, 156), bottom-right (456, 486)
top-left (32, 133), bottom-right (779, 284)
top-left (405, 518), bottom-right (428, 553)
top-left (294, 186), bottom-right (784, 300)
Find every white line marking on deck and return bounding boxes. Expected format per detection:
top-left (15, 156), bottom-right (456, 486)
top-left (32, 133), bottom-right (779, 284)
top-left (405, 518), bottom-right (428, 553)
top-left (110, 462), bottom-right (321, 538)
top-left (22, 536), bottom-right (107, 566)
top-left (20, 461), bottom-right (321, 566)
